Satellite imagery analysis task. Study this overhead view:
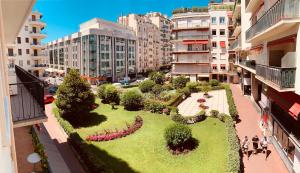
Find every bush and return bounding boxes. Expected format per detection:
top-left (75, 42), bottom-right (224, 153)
top-left (210, 109), bottom-right (219, 118)
top-left (217, 113), bottom-right (228, 122)
top-left (225, 118), bottom-right (241, 173)
top-left (171, 114), bottom-right (187, 124)
top-left (201, 85), bottom-right (212, 94)
top-left (162, 83), bottom-right (174, 91)
top-left (104, 85), bottom-right (120, 104)
top-left (55, 69), bottom-right (95, 116)
top-left (209, 79), bottom-right (220, 86)
top-left (158, 91), bottom-right (173, 102)
top-left (224, 84), bottom-right (238, 119)
top-left (152, 84), bottom-right (164, 96)
top-left (199, 81), bottom-right (209, 86)
top-left (139, 80), bottom-right (155, 93)
top-left (212, 85), bottom-right (225, 90)
top-left (186, 82), bottom-right (199, 92)
top-left (163, 108), bottom-right (171, 115)
top-left (31, 128), bottom-right (49, 173)
top-left (121, 90), bottom-right (144, 111)
top-left (165, 93), bottom-right (184, 107)
top-left (185, 110), bottom-right (206, 124)
top-left (144, 99), bottom-right (166, 114)
top-left (165, 124), bottom-right (192, 147)
top-left (97, 84), bottom-right (109, 99)
top-left (149, 72), bottom-right (165, 85)
top-left (173, 76), bottom-right (188, 89)
top-left (177, 87), bottom-right (191, 97)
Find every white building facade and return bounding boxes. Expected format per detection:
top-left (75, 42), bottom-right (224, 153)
top-left (6, 10), bottom-right (47, 78)
top-left (47, 18), bottom-right (137, 83)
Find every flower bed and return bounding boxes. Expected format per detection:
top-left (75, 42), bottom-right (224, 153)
top-left (86, 116), bottom-right (143, 142)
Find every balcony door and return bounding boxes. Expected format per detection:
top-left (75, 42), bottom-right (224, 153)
top-left (32, 15), bottom-right (36, 21)
top-left (33, 50), bottom-right (38, 56)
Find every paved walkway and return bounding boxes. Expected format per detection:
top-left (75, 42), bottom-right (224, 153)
top-left (44, 104), bottom-right (86, 173)
top-left (230, 84), bottom-right (288, 173)
top-left (178, 90), bottom-right (229, 116)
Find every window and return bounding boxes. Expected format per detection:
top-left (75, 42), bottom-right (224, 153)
top-left (212, 42), bottom-right (217, 48)
top-left (219, 17), bottom-right (225, 24)
top-left (25, 38), bottom-right (29, 43)
top-left (27, 60), bottom-right (30, 65)
top-left (211, 17), bottom-right (216, 24)
top-left (220, 29), bottom-right (225, 36)
top-left (212, 57), bottom-right (217, 60)
top-left (19, 60), bottom-right (23, 67)
top-left (17, 37), bottom-right (21, 44)
top-left (26, 49), bottom-right (30, 54)
top-left (220, 65), bottom-right (226, 70)
top-left (8, 49), bottom-right (14, 56)
top-left (220, 41), bottom-right (226, 48)
top-left (212, 29), bottom-right (217, 36)
top-left (212, 65), bottom-right (217, 70)
top-left (18, 49), bottom-right (22, 55)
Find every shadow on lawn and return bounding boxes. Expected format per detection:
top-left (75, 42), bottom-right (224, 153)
top-left (65, 112), bottom-right (107, 128)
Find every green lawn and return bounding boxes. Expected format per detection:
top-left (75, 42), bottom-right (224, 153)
top-left (71, 99), bottom-right (229, 173)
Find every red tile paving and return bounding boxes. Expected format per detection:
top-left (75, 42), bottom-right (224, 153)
top-left (230, 84), bottom-right (288, 173)
top-left (44, 104), bottom-right (86, 173)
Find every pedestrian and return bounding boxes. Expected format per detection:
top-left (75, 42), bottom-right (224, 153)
top-left (242, 136), bottom-right (250, 159)
top-left (261, 135), bottom-right (268, 160)
top-left (252, 135), bottom-right (259, 154)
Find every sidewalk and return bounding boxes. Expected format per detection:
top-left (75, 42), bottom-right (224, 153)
top-left (230, 84), bottom-right (288, 173)
top-left (44, 104), bottom-right (86, 173)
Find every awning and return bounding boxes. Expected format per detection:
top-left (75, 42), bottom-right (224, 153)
top-left (220, 41), bottom-right (226, 48)
top-left (183, 40), bottom-right (208, 45)
top-left (267, 87), bottom-right (300, 120)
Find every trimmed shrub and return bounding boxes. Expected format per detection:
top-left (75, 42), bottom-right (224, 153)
top-left (31, 128), bottom-right (49, 173)
top-left (152, 84), bottom-right (164, 96)
top-left (165, 124), bottom-right (192, 147)
top-left (167, 106), bottom-right (178, 114)
top-left (224, 84), bottom-right (238, 119)
top-left (97, 84), bottom-right (109, 99)
top-left (217, 113), bottom-right (228, 122)
top-left (158, 91), bottom-right (173, 102)
top-left (55, 69), bottom-right (95, 116)
top-left (225, 117), bottom-right (241, 173)
top-left (121, 90), bottom-right (144, 111)
top-left (104, 85), bottom-right (120, 104)
top-left (165, 93), bottom-right (185, 107)
top-left (186, 82), bottom-right (199, 92)
top-left (199, 81), bottom-right (209, 86)
top-left (173, 76), bottom-right (189, 89)
top-left (171, 114), bottom-right (187, 124)
top-left (212, 85), bottom-right (225, 90)
top-left (144, 99), bottom-right (166, 114)
top-left (210, 109), bottom-right (219, 118)
top-left (149, 72), bottom-right (165, 85)
top-left (209, 79), bottom-right (220, 87)
top-left (201, 85), bottom-right (212, 94)
top-left (162, 83), bottom-right (174, 91)
top-left (177, 87), bottom-right (191, 97)
top-left (139, 79), bottom-right (155, 93)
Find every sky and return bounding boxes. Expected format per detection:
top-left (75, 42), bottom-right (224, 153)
top-left (33, 0), bottom-right (212, 43)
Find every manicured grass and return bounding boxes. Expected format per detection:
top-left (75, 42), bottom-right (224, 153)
top-left (72, 99), bottom-right (229, 173)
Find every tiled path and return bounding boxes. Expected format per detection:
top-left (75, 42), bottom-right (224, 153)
top-left (44, 104), bottom-right (86, 173)
top-left (178, 90), bottom-right (229, 116)
top-left (230, 84), bottom-right (288, 173)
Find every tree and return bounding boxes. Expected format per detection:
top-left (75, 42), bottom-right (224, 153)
top-left (149, 72), bottom-right (165, 85)
top-left (55, 69), bottom-right (95, 116)
top-left (97, 84), bottom-right (109, 99)
top-left (121, 90), bottom-right (144, 111)
top-left (139, 79), bottom-right (155, 93)
top-left (173, 76), bottom-right (188, 89)
top-left (104, 85), bottom-right (120, 104)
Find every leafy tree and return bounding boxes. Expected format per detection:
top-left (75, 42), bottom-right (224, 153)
top-left (173, 76), bottom-right (188, 89)
top-left (149, 72), bottom-right (165, 85)
top-left (56, 69), bottom-right (95, 116)
top-left (121, 90), bottom-right (144, 111)
top-left (139, 79), bottom-right (155, 93)
top-left (104, 85), bottom-right (120, 104)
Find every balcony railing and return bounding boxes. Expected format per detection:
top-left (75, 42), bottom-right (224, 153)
top-left (230, 34), bottom-right (241, 50)
top-left (246, 0), bottom-right (300, 41)
top-left (256, 64), bottom-right (296, 88)
top-left (9, 65), bottom-right (46, 124)
top-left (32, 64), bottom-right (47, 67)
top-left (175, 35), bottom-right (210, 40)
top-left (239, 60), bottom-right (256, 70)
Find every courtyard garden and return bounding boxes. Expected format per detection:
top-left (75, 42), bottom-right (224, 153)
top-left (53, 70), bottom-right (240, 173)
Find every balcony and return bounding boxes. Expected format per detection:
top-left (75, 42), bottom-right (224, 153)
top-left (172, 63), bottom-right (210, 75)
top-left (246, 0), bottom-right (300, 42)
top-left (172, 23), bottom-right (210, 32)
top-left (256, 64), bottom-right (296, 91)
top-left (238, 60), bottom-right (256, 73)
top-left (173, 35), bottom-right (210, 41)
top-left (229, 34), bottom-right (241, 50)
top-left (30, 42), bottom-right (45, 49)
top-left (31, 53), bottom-right (46, 60)
top-left (30, 64), bottom-right (47, 69)
top-left (28, 19), bottom-right (46, 27)
top-left (173, 48), bottom-right (210, 54)
top-left (9, 65), bottom-right (47, 127)
top-left (29, 31), bottom-right (47, 38)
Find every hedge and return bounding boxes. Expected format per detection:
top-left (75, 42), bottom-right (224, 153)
top-left (225, 118), bottom-right (241, 173)
top-left (165, 93), bottom-right (184, 107)
top-left (224, 84), bottom-right (238, 119)
top-left (53, 107), bottom-right (109, 172)
top-left (122, 84), bottom-right (139, 89)
top-left (31, 127), bottom-right (49, 173)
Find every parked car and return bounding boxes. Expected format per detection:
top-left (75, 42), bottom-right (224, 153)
top-left (48, 86), bottom-right (58, 94)
top-left (44, 95), bottom-right (55, 104)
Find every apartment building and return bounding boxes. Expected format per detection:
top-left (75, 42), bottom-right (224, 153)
top-left (171, 4), bottom-right (235, 82)
top-left (47, 18), bottom-right (137, 83)
top-left (118, 14), bottom-right (162, 73)
top-left (146, 12), bottom-right (173, 67)
top-left (232, 0), bottom-right (300, 172)
top-left (6, 10), bottom-right (47, 79)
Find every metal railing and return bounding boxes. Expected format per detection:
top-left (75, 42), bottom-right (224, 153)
top-left (239, 60), bottom-right (256, 70)
top-left (9, 65), bottom-right (45, 123)
top-left (175, 35), bottom-right (210, 40)
top-left (256, 64), bottom-right (296, 88)
top-left (32, 64), bottom-right (47, 67)
top-left (246, 0), bottom-right (300, 41)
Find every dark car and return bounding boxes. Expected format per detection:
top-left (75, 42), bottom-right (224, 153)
top-left (44, 95), bottom-right (55, 104)
top-left (48, 86), bottom-right (58, 94)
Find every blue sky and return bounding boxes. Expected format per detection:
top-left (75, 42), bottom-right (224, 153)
top-left (34, 0), bottom-right (211, 43)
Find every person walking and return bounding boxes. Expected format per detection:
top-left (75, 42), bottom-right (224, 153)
top-left (261, 135), bottom-right (268, 160)
top-left (242, 136), bottom-right (250, 160)
top-left (252, 135), bottom-right (259, 154)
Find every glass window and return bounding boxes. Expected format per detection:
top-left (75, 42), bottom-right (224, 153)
top-left (220, 17), bottom-right (225, 24)
top-left (27, 60), bottom-right (30, 65)
top-left (26, 49), bottom-right (29, 54)
top-left (220, 29), bottom-right (225, 36)
top-left (17, 37), bottom-right (21, 44)
top-left (18, 49), bottom-right (22, 55)
top-left (211, 17), bottom-right (216, 24)
top-left (25, 38), bottom-right (29, 43)
top-left (212, 42), bottom-right (217, 48)
top-left (212, 29), bottom-right (217, 36)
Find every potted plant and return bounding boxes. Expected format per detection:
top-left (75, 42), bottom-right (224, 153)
top-left (202, 86), bottom-right (211, 98)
